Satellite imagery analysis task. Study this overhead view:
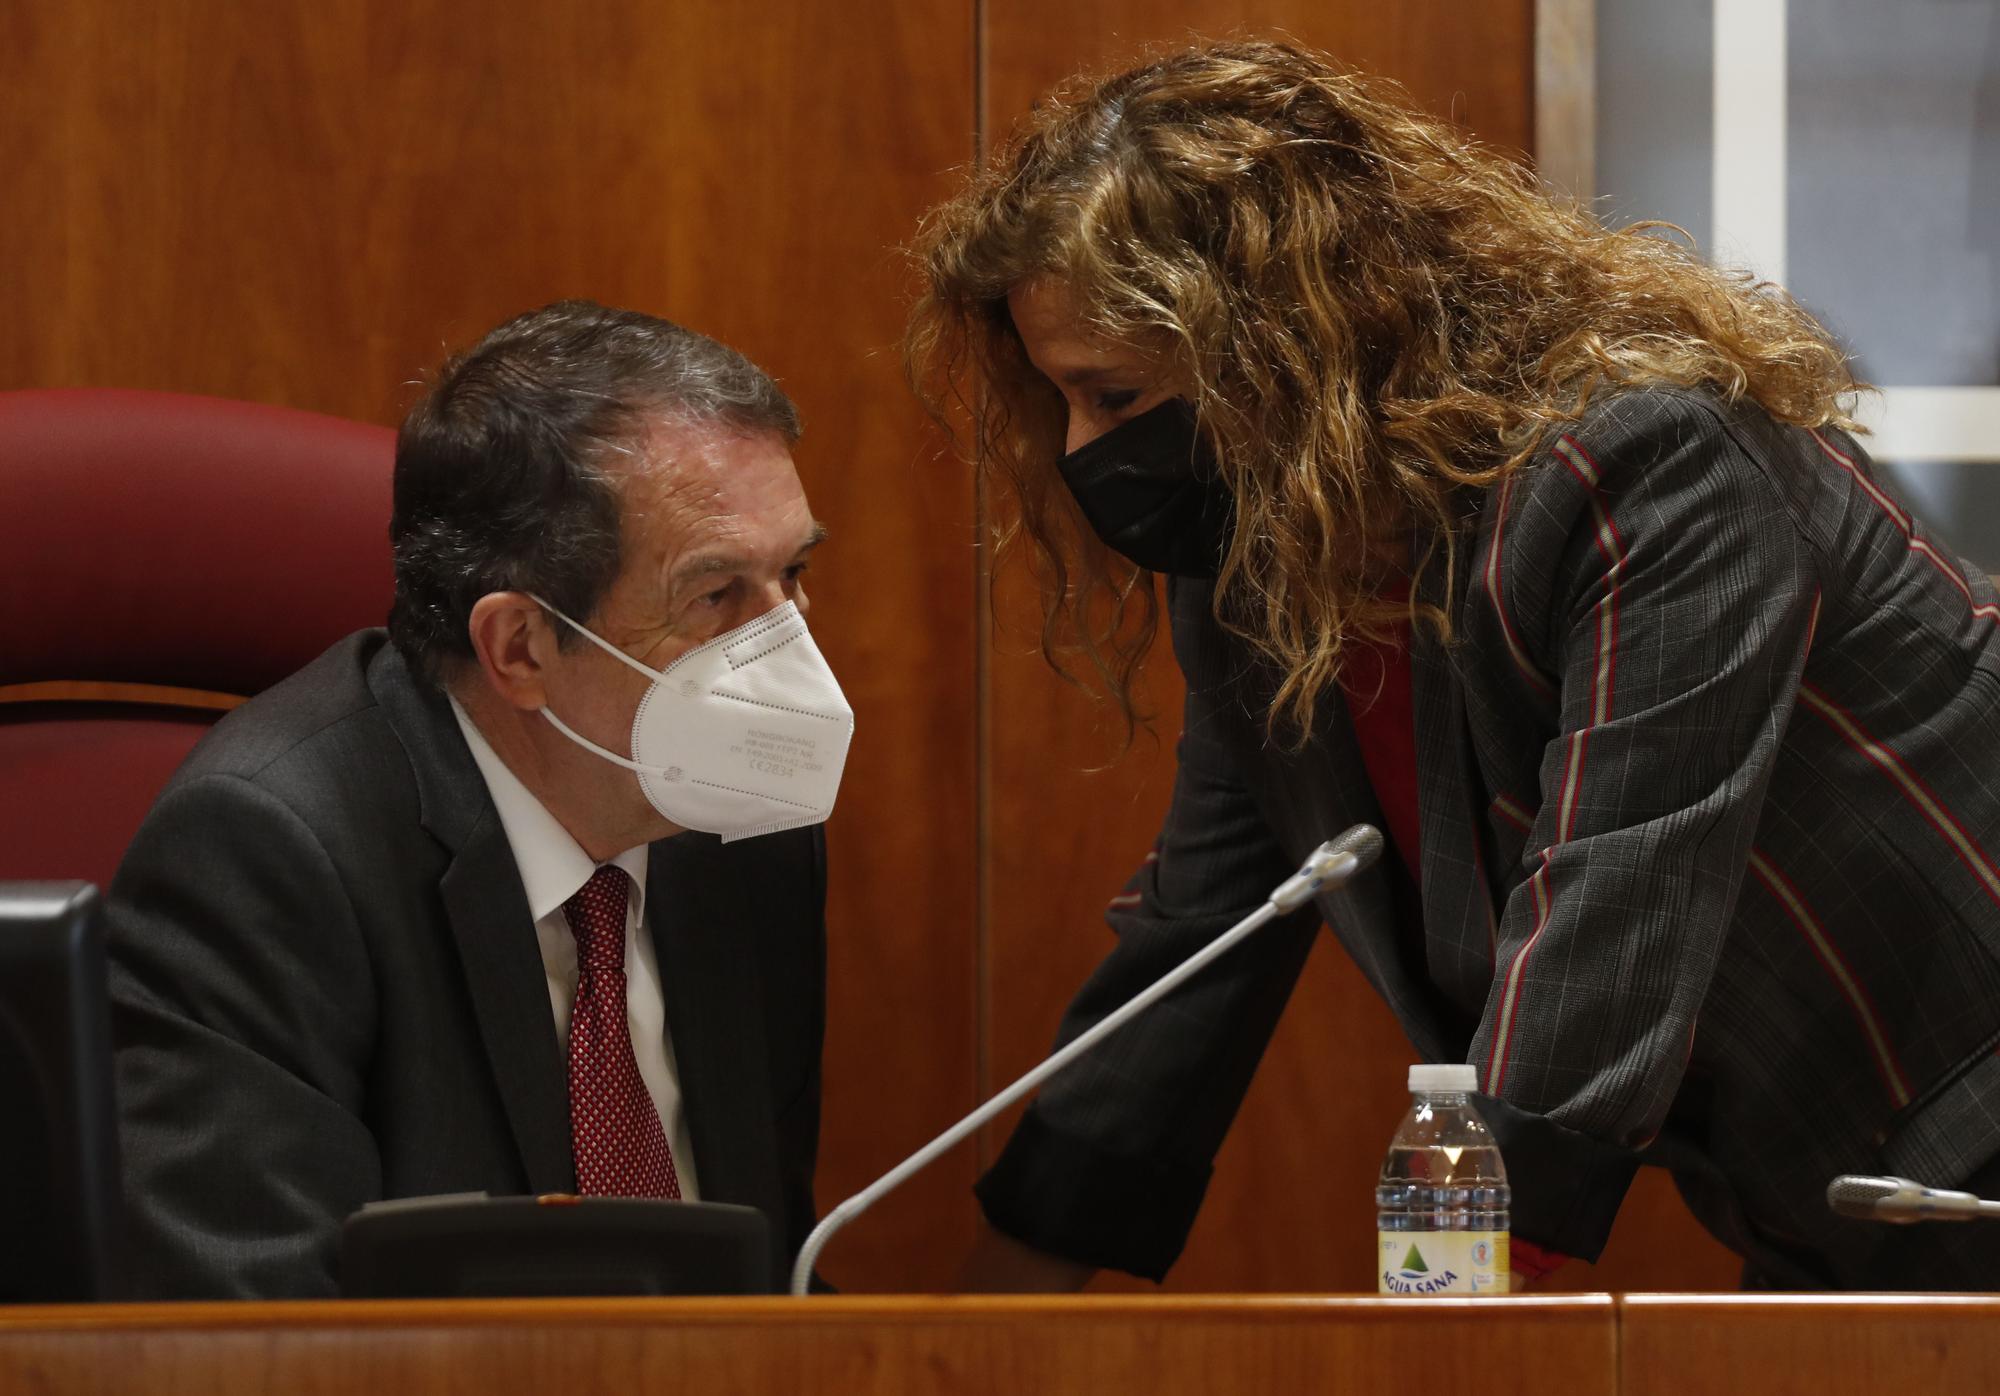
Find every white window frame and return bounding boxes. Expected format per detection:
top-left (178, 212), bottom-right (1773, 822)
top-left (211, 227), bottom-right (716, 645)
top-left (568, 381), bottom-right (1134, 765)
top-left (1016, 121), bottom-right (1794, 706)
top-left (1538, 0), bottom-right (2000, 463)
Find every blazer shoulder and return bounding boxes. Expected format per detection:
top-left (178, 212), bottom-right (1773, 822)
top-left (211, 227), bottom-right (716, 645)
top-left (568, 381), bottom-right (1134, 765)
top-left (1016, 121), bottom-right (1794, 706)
top-left (1557, 386), bottom-right (1845, 497)
top-left (168, 630), bottom-right (410, 822)
top-left (1504, 386), bottom-right (1826, 551)
top-left (1538, 387), bottom-right (1761, 487)
top-left (1556, 387), bottom-right (1852, 558)
top-left (1483, 389), bottom-right (1820, 658)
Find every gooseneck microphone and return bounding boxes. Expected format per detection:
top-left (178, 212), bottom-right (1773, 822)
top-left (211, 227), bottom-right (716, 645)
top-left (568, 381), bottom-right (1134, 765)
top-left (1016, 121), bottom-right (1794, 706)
top-left (788, 825), bottom-right (1385, 1296)
top-left (1826, 1174), bottom-right (2000, 1223)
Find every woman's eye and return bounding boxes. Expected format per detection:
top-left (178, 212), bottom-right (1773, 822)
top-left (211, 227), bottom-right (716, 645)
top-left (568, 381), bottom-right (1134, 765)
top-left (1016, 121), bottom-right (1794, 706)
top-left (1097, 389), bottom-right (1140, 412)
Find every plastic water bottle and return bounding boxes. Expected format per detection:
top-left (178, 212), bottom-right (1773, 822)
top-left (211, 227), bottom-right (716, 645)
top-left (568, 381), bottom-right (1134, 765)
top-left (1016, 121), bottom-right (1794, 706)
top-left (1376, 1063), bottom-right (1510, 1295)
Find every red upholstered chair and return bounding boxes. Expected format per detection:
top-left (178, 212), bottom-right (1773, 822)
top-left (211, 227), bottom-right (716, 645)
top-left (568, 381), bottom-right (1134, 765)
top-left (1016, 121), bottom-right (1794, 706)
top-left (0, 388), bottom-right (395, 890)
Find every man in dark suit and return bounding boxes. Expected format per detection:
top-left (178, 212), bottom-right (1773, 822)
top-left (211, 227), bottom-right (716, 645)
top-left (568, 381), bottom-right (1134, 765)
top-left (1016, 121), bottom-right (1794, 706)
top-left (107, 300), bottom-right (848, 1298)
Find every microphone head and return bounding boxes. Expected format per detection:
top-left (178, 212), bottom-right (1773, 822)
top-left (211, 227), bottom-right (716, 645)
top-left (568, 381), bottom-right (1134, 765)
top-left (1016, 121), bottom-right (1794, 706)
top-left (1827, 1174), bottom-right (1900, 1219)
top-left (1269, 825), bottom-right (1387, 913)
top-left (1326, 823), bottom-right (1385, 873)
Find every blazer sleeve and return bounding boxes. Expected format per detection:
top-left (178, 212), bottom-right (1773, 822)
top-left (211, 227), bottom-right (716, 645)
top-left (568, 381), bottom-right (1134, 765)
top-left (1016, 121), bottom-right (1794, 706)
top-left (106, 771), bottom-right (381, 1298)
top-left (1470, 401), bottom-right (1820, 1260)
top-left (975, 623), bottom-right (1322, 1281)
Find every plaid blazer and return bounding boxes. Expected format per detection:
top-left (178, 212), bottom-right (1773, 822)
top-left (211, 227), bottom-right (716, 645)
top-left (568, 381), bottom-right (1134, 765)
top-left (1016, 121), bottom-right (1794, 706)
top-left (978, 387), bottom-right (2000, 1286)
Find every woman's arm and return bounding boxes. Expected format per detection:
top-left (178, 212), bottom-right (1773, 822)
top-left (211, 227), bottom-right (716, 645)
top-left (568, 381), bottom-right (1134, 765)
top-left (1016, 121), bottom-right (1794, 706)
top-left (970, 581), bottom-right (1329, 1283)
top-left (1470, 395), bottom-right (1820, 1260)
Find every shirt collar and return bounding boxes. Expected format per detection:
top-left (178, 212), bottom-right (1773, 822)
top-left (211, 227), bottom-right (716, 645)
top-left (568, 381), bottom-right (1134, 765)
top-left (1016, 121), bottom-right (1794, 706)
top-left (448, 696), bottom-right (650, 924)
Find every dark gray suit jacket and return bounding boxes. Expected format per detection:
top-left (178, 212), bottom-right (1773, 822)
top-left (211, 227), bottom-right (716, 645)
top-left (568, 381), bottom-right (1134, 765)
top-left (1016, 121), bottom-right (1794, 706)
top-left (979, 388), bottom-right (2000, 1288)
top-left (107, 630), bottom-right (826, 1298)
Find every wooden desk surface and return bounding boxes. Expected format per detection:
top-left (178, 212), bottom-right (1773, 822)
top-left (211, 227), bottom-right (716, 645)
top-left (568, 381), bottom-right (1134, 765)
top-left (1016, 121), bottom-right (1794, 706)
top-left (6, 1294), bottom-right (1997, 1395)
top-left (1620, 1294), bottom-right (2000, 1396)
top-left (0, 1294), bottom-right (1615, 1395)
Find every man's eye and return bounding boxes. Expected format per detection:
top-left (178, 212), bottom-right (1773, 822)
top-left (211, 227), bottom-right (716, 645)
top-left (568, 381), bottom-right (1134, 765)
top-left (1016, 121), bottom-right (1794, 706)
top-left (699, 583), bottom-right (732, 608)
top-left (784, 562), bottom-right (810, 583)
top-left (1097, 389), bottom-right (1140, 412)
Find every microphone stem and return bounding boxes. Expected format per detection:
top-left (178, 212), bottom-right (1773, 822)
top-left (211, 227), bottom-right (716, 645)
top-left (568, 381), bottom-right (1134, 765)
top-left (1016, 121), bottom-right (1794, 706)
top-left (788, 858), bottom-right (1356, 1296)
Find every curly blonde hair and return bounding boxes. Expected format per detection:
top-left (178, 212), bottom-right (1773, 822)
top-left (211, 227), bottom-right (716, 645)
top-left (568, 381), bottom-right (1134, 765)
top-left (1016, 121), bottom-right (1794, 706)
top-left (908, 39), bottom-right (1860, 741)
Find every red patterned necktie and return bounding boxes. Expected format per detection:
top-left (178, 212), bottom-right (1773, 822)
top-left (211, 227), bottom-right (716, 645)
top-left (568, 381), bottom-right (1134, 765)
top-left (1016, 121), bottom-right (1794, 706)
top-left (561, 864), bottom-right (682, 1199)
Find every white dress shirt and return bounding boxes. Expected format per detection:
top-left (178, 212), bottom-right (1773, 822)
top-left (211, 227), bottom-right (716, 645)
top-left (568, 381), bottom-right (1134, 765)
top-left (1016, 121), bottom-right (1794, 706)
top-left (449, 698), bottom-right (700, 1199)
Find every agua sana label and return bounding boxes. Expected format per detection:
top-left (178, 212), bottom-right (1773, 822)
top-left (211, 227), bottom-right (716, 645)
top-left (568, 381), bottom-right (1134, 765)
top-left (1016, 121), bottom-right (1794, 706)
top-left (1377, 1231), bottom-right (1508, 1295)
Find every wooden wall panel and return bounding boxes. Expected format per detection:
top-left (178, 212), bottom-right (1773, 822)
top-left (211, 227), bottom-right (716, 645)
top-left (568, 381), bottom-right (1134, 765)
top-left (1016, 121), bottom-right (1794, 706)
top-left (986, 5), bottom-right (1541, 167)
top-left (978, 4), bottom-right (1737, 1294)
top-left (0, 0), bottom-right (977, 1292)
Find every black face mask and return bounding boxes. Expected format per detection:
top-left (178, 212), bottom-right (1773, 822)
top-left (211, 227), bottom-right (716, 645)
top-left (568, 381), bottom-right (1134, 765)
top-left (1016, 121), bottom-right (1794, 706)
top-left (1055, 398), bottom-right (1235, 578)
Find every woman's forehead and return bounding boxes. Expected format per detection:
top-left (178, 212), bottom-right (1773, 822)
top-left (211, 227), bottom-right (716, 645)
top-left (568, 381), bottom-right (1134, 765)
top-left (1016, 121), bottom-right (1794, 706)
top-left (1008, 279), bottom-right (1154, 375)
top-left (1007, 277), bottom-right (1084, 338)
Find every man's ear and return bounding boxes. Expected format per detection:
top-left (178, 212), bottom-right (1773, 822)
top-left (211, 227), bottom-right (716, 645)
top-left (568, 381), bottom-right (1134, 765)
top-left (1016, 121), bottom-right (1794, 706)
top-left (465, 592), bottom-right (558, 711)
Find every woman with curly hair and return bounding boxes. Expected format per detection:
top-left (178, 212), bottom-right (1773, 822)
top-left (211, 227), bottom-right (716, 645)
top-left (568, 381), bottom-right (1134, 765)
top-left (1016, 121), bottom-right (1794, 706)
top-left (912, 39), bottom-right (2000, 1290)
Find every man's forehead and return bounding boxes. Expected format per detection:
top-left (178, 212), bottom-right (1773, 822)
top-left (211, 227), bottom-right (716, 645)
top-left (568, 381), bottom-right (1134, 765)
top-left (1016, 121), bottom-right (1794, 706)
top-left (608, 415), bottom-right (815, 570)
top-left (623, 412), bottom-right (789, 484)
top-left (616, 414), bottom-right (790, 507)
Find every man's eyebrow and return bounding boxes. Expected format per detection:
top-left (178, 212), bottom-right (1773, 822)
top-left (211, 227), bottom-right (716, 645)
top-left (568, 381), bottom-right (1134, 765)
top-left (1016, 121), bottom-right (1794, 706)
top-left (667, 523), bottom-right (830, 594)
top-left (668, 554), bottom-right (741, 592)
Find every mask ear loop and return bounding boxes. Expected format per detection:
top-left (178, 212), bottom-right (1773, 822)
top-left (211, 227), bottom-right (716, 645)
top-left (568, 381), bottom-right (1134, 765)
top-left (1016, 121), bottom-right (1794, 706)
top-left (527, 593), bottom-right (669, 684)
top-left (537, 705), bottom-right (667, 775)
top-left (524, 594), bottom-right (677, 775)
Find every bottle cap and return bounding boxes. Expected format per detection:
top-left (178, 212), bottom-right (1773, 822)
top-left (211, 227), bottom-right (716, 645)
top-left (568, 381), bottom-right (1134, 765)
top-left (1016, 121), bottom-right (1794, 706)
top-left (1408, 1063), bottom-right (1478, 1093)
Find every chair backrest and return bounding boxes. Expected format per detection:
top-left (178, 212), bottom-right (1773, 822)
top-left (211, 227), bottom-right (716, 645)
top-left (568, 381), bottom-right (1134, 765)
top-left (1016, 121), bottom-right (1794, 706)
top-left (0, 388), bottom-right (396, 887)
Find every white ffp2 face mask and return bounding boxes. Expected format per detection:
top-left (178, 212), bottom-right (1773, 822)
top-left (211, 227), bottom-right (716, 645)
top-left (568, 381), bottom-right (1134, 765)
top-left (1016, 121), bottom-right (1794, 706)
top-left (530, 595), bottom-right (855, 843)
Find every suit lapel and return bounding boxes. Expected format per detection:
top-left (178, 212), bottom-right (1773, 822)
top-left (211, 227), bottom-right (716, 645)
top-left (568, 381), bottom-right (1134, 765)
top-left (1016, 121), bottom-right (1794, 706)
top-left (650, 836), bottom-right (782, 1216)
top-left (1230, 681), bottom-right (1455, 1057)
top-left (1169, 581), bottom-right (1403, 1016)
top-left (439, 815), bottom-right (576, 1194)
top-left (370, 644), bottom-right (574, 1194)
top-left (1409, 614), bottom-right (1502, 1020)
